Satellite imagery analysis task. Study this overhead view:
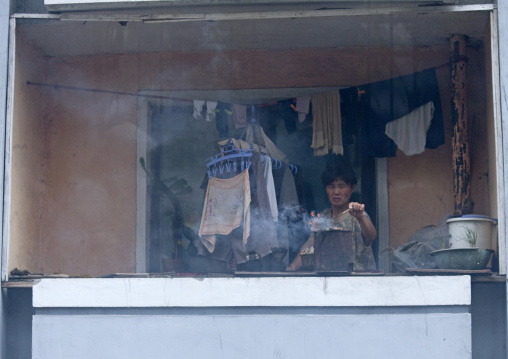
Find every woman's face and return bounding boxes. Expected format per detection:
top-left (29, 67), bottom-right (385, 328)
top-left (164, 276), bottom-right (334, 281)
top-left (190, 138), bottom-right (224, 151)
top-left (325, 177), bottom-right (355, 211)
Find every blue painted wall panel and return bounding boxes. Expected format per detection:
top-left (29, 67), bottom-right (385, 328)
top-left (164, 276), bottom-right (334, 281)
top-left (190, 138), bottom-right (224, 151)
top-left (33, 311), bottom-right (472, 359)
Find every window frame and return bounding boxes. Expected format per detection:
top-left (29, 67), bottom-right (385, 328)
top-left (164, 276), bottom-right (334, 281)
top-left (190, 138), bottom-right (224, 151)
top-left (2, 5), bottom-right (504, 280)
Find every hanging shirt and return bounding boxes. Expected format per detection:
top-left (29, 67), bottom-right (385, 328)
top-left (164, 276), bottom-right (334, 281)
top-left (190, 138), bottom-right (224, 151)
top-left (248, 153), bottom-right (280, 258)
top-left (198, 170), bottom-right (251, 253)
top-left (341, 68), bottom-right (445, 158)
top-left (385, 101), bottom-right (435, 156)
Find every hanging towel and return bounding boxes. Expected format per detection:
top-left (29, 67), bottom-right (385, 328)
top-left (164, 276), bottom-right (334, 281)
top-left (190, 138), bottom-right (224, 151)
top-left (311, 91), bottom-right (343, 156)
top-left (385, 101), bottom-right (435, 156)
top-left (198, 170), bottom-right (251, 253)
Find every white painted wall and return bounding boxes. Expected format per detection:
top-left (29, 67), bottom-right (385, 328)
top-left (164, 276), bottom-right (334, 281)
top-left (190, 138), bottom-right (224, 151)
top-left (32, 276), bottom-right (471, 308)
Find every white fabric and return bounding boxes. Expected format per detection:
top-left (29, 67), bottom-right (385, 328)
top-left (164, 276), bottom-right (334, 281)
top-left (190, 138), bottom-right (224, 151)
top-left (385, 101), bottom-right (435, 156)
top-left (263, 158), bottom-right (279, 222)
top-left (232, 104), bottom-right (248, 129)
top-left (205, 101), bottom-right (218, 122)
top-left (193, 100), bottom-right (205, 120)
top-left (198, 170), bottom-right (251, 252)
top-left (295, 96), bottom-right (311, 123)
top-left (311, 91), bottom-right (343, 156)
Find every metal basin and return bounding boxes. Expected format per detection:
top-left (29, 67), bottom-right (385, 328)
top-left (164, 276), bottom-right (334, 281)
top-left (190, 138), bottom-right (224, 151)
top-left (430, 248), bottom-right (494, 270)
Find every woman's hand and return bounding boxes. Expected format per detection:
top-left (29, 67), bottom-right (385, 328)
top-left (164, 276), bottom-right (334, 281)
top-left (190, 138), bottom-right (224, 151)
top-left (348, 202), bottom-right (365, 219)
top-left (349, 202), bottom-right (377, 244)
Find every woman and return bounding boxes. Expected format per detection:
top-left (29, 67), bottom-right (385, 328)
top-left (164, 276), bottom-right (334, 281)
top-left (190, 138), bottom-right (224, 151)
top-left (286, 156), bottom-right (377, 271)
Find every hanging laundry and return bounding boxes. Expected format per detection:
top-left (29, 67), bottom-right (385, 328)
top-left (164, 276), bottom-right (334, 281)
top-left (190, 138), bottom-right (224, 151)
top-left (256, 100), bottom-right (297, 141)
top-left (385, 101), bottom-right (435, 156)
top-left (344, 68), bottom-right (444, 158)
top-left (247, 153), bottom-right (280, 258)
top-left (278, 164), bottom-right (299, 208)
top-left (263, 156), bottom-right (278, 221)
top-left (295, 96), bottom-right (311, 123)
top-left (215, 101), bottom-right (231, 139)
top-left (279, 99), bottom-right (298, 134)
top-left (311, 91), bottom-right (343, 156)
top-left (205, 101), bottom-right (218, 122)
top-left (232, 104), bottom-right (248, 129)
top-left (245, 124), bottom-right (288, 162)
top-left (219, 124), bottom-right (288, 162)
top-left (198, 170), bottom-right (251, 253)
top-left (193, 100), bottom-right (206, 120)
top-left (193, 100), bottom-right (219, 122)
top-left (197, 165), bottom-right (250, 265)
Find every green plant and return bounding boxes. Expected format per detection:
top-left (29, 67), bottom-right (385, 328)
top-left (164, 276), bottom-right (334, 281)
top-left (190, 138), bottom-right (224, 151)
top-left (459, 225), bottom-right (478, 247)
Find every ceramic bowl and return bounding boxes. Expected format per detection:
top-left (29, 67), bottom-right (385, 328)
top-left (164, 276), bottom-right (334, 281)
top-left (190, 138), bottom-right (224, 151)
top-left (430, 248), bottom-right (494, 270)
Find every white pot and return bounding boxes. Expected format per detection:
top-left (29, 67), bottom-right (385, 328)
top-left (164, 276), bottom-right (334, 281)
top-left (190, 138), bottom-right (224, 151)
top-left (446, 215), bottom-right (497, 249)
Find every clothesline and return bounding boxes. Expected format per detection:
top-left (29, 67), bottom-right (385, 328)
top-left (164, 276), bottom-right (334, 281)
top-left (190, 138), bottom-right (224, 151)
top-left (26, 59), bottom-right (452, 108)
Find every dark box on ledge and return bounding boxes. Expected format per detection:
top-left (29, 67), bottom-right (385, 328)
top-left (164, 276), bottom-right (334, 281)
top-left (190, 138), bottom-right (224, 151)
top-left (314, 230), bottom-right (354, 272)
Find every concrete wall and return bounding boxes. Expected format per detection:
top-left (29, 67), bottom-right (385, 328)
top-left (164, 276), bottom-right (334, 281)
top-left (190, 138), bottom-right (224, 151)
top-left (33, 308), bottom-right (471, 359)
top-left (1, 278), bottom-right (503, 359)
top-left (8, 28), bottom-right (50, 275)
top-left (31, 276), bottom-right (473, 359)
top-left (471, 281), bottom-right (507, 359)
top-left (5, 288), bottom-right (32, 359)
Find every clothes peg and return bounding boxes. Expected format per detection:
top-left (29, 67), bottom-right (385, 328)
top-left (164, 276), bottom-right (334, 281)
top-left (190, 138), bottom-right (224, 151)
top-left (357, 88), bottom-right (365, 101)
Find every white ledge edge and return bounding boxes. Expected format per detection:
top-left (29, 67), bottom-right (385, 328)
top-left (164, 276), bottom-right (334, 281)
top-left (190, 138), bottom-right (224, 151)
top-left (32, 276), bottom-right (471, 308)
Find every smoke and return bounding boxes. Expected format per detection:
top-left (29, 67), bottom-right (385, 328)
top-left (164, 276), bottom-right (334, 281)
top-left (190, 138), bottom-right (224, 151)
top-left (278, 204), bottom-right (312, 252)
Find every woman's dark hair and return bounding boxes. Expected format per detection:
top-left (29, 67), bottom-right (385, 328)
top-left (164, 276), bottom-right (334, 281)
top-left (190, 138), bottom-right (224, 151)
top-left (321, 154), bottom-right (357, 187)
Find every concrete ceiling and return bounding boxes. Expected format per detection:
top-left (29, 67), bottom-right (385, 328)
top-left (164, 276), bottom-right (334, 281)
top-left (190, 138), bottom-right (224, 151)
top-left (17, 7), bottom-right (491, 57)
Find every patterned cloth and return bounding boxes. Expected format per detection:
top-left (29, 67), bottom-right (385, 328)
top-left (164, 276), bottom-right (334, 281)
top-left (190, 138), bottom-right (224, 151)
top-left (320, 208), bottom-right (376, 271)
top-left (199, 170), bottom-right (251, 253)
